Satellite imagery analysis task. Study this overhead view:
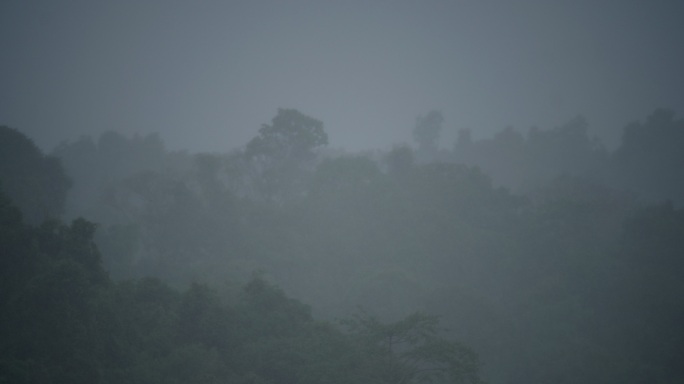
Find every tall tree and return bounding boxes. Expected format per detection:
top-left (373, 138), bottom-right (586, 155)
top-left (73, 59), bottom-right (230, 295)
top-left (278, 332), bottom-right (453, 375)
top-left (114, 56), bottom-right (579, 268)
top-left (246, 108), bottom-right (328, 164)
top-left (0, 126), bottom-right (71, 224)
top-left (244, 109), bottom-right (328, 200)
top-left (413, 110), bottom-right (444, 162)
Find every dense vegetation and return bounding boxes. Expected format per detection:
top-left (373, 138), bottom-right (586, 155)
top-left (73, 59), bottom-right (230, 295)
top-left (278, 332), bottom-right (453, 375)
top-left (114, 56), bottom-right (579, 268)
top-left (1, 107), bottom-right (683, 383)
top-left (0, 186), bottom-right (480, 383)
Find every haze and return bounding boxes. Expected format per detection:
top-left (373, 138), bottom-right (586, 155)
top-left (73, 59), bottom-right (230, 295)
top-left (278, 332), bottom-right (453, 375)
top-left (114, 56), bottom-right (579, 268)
top-left (2, 0), bottom-right (683, 152)
top-left (2, 2), bottom-right (684, 382)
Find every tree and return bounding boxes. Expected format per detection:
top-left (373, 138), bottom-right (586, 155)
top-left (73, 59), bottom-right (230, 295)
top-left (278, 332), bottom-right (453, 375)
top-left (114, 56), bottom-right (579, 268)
top-left (384, 145), bottom-right (415, 177)
top-left (413, 110), bottom-right (444, 162)
top-left (0, 126), bottom-right (71, 224)
top-left (0, 192), bottom-right (108, 383)
top-left (244, 109), bottom-right (328, 200)
top-left (53, 130), bottom-right (170, 221)
top-left (246, 108), bottom-right (328, 164)
top-left (612, 108), bottom-right (684, 204)
top-left (310, 155), bottom-right (383, 199)
top-left (343, 310), bottom-right (483, 384)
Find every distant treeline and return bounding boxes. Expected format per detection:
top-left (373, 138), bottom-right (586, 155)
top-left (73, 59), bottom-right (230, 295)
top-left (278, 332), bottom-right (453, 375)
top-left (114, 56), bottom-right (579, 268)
top-left (1, 107), bottom-right (683, 383)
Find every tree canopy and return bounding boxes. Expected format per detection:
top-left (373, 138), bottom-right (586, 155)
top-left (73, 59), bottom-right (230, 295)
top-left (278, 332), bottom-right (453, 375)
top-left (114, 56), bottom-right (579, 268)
top-left (0, 126), bottom-right (71, 224)
top-left (3, 107), bottom-right (684, 383)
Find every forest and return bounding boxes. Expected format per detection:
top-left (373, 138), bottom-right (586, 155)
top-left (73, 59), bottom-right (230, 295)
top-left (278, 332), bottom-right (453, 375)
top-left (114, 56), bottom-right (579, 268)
top-left (1, 108), bottom-right (684, 383)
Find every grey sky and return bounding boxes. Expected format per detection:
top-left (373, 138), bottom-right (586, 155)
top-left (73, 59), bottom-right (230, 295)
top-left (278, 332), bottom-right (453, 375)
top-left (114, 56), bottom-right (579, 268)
top-left (1, 0), bottom-right (683, 153)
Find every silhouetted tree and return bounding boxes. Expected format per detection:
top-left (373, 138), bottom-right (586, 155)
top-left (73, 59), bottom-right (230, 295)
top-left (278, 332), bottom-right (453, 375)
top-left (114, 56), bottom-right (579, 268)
top-left (612, 108), bottom-right (684, 205)
top-left (244, 109), bottom-right (328, 200)
top-left (413, 110), bottom-right (444, 162)
top-left (0, 126), bottom-right (71, 224)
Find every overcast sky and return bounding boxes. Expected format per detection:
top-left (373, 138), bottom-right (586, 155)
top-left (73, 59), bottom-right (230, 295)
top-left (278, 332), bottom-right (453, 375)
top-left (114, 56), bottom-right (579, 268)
top-left (1, 0), bottom-right (683, 153)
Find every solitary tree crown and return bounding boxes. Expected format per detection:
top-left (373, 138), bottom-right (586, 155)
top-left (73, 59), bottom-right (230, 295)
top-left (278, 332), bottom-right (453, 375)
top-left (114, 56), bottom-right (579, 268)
top-left (413, 110), bottom-right (444, 153)
top-left (246, 108), bottom-right (327, 162)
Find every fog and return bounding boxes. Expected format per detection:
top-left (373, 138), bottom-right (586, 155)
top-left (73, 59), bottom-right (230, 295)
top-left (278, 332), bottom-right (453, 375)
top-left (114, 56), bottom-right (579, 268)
top-left (2, 2), bottom-right (684, 384)
top-left (2, 1), bottom-right (683, 153)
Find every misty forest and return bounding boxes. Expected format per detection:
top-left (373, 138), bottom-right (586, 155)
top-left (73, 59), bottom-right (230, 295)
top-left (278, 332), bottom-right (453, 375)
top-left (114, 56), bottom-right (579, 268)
top-left (1, 106), bottom-right (683, 384)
